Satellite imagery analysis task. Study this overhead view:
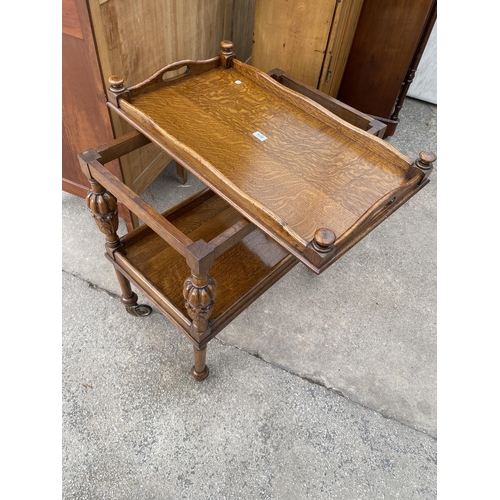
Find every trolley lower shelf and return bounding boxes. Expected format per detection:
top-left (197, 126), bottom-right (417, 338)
top-left (107, 188), bottom-right (297, 346)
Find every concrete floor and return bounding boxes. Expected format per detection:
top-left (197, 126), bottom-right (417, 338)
top-left (62, 97), bottom-right (437, 499)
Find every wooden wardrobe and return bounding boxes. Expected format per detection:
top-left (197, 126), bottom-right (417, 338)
top-left (337, 0), bottom-right (437, 136)
top-left (251, 0), bottom-right (365, 97)
top-left (251, 0), bottom-right (437, 136)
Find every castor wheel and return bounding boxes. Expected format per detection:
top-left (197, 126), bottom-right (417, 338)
top-left (126, 304), bottom-right (153, 317)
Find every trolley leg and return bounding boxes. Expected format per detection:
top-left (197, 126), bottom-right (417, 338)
top-left (191, 346), bottom-right (209, 381)
top-left (114, 269), bottom-right (152, 317)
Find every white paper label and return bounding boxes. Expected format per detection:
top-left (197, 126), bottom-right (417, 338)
top-left (253, 131), bottom-right (267, 141)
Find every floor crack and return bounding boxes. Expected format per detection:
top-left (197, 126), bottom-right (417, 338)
top-left (63, 268), bottom-right (436, 440)
top-left (216, 338), bottom-right (437, 441)
top-left (63, 269), bottom-right (121, 299)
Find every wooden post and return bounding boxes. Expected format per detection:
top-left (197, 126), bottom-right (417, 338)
top-left (86, 176), bottom-right (152, 317)
top-left (183, 240), bottom-right (217, 380)
top-left (183, 272), bottom-right (216, 381)
top-left (114, 268), bottom-right (152, 317)
top-left (175, 162), bottom-right (188, 184)
top-left (219, 40), bottom-right (234, 69)
top-left (192, 346), bottom-right (209, 381)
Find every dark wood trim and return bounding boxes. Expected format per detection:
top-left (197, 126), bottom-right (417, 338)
top-left (268, 68), bottom-right (387, 137)
top-left (390, 0), bottom-right (437, 125)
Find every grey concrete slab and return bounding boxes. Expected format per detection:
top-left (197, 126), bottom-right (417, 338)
top-left (63, 272), bottom-right (436, 499)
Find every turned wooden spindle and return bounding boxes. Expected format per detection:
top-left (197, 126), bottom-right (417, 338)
top-left (219, 40), bottom-right (235, 69)
top-left (192, 346), bottom-right (209, 382)
top-left (312, 228), bottom-right (337, 253)
top-left (114, 269), bottom-right (152, 317)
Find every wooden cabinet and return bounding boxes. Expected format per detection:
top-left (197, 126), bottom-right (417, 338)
top-left (337, 0), bottom-right (437, 135)
top-left (62, 0), bottom-right (257, 229)
top-left (251, 0), bottom-right (437, 136)
top-left (251, 0), bottom-right (364, 97)
top-left (62, 0), bottom-right (121, 200)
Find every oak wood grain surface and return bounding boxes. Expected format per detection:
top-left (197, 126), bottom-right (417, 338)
top-left (119, 65), bottom-right (416, 255)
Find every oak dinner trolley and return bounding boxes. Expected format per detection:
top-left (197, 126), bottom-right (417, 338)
top-left (78, 41), bottom-right (435, 381)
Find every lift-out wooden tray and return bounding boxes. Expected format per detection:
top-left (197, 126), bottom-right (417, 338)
top-left (79, 41), bottom-right (434, 380)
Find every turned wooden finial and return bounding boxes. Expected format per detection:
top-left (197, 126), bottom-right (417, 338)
top-left (107, 75), bottom-right (130, 105)
top-left (415, 151), bottom-right (436, 181)
top-left (219, 40), bottom-right (235, 69)
top-left (417, 151), bottom-right (437, 165)
top-left (109, 75), bottom-right (125, 92)
top-left (414, 151), bottom-right (436, 184)
top-left (220, 40), bottom-right (234, 54)
top-left (312, 228), bottom-right (336, 253)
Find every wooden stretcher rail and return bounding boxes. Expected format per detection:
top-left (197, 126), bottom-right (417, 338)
top-left (209, 219), bottom-right (256, 259)
top-left (85, 158), bottom-right (194, 256)
top-left (79, 135), bottom-right (260, 270)
top-left (95, 130), bottom-right (152, 164)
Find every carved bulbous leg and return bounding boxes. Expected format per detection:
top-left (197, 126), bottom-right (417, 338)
top-left (86, 178), bottom-right (120, 251)
top-left (86, 178), bottom-right (151, 317)
top-left (183, 273), bottom-right (217, 380)
top-left (183, 274), bottom-right (217, 333)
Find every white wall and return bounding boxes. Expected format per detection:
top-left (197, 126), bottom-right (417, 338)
top-left (407, 22), bottom-right (437, 104)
